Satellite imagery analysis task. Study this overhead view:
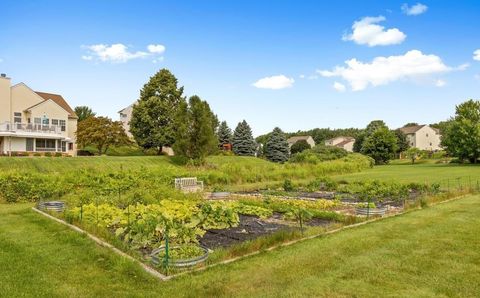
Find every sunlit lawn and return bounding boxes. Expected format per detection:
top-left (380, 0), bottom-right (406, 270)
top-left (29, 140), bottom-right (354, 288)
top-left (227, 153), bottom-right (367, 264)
top-left (1, 195), bottom-right (479, 297)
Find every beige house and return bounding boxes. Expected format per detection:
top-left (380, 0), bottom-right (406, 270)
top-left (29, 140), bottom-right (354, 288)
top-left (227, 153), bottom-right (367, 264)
top-left (325, 136), bottom-right (355, 152)
top-left (118, 101), bottom-right (174, 156)
top-left (287, 136), bottom-right (316, 148)
top-left (0, 74), bottom-right (77, 156)
top-left (118, 103), bottom-right (135, 139)
top-left (399, 125), bottom-right (441, 151)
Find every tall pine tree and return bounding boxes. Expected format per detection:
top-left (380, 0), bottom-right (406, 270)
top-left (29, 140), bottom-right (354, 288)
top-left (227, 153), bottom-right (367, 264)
top-left (173, 95), bottom-right (218, 161)
top-left (232, 120), bottom-right (256, 156)
top-left (265, 127), bottom-right (289, 163)
top-left (130, 69), bottom-right (185, 154)
top-left (218, 121), bottom-right (232, 146)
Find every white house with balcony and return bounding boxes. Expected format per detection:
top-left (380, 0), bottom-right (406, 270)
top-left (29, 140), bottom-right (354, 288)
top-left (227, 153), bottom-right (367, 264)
top-left (0, 74), bottom-right (78, 156)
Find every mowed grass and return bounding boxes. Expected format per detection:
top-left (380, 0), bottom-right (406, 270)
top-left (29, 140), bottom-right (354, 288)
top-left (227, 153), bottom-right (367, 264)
top-left (2, 195), bottom-right (480, 297)
top-left (334, 161), bottom-right (480, 188)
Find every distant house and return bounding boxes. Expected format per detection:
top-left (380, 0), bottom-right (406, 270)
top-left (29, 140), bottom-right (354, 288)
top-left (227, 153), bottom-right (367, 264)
top-left (118, 101), bottom-right (174, 156)
top-left (399, 124), bottom-right (441, 151)
top-left (325, 136), bottom-right (355, 152)
top-left (118, 103), bottom-right (135, 139)
top-left (287, 136), bottom-right (316, 148)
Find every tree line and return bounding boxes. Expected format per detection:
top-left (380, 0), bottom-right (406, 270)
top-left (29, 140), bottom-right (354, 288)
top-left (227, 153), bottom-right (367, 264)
top-left (73, 68), bottom-right (479, 164)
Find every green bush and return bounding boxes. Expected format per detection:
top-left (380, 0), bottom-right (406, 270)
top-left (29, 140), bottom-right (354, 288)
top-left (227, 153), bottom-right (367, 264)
top-left (44, 152), bottom-right (53, 157)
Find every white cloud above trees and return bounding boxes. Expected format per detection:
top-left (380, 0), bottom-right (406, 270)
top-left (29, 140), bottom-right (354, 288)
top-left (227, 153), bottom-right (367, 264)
top-left (342, 16), bottom-right (406, 47)
top-left (318, 50), bottom-right (462, 91)
top-left (82, 43), bottom-right (165, 63)
top-left (253, 75), bottom-right (294, 89)
top-left (401, 3), bottom-right (428, 16)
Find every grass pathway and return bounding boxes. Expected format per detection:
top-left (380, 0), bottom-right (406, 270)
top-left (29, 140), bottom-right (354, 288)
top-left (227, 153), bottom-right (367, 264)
top-left (1, 196), bottom-right (480, 297)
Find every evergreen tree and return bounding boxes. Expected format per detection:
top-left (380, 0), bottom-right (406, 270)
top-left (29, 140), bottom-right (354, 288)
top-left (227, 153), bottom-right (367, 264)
top-left (130, 69), bottom-right (185, 154)
top-left (232, 120), bottom-right (256, 156)
top-left (265, 127), bottom-right (290, 163)
top-left (174, 95), bottom-right (218, 161)
top-left (218, 121), bottom-right (232, 146)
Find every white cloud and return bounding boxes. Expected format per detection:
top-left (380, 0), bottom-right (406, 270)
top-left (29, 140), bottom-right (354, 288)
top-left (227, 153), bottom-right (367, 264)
top-left (342, 16), bottom-right (406, 47)
top-left (474, 49), bottom-right (480, 61)
top-left (475, 74), bottom-right (480, 81)
top-left (401, 3), bottom-right (428, 16)
top-left (147, 44), bottom-right (166, 54)
top-left (435, 79), bottom-right (446, 87)
top-left (299, 74), bottom-right (306, 79)
top-left (317, 50), bottom-right (460, 91)
top-left (333, 82), bottom-right (346, 92)
top-left (253, 75), bottom-right (294, 90)
top-left (82, 43), bottom-right (165, 63)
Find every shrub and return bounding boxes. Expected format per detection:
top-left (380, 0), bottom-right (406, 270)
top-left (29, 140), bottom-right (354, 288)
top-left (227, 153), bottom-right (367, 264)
top-left (33, 152), bottom-right (42, 157)
top-left (290, 140), bottom-right (311, 154)
top-left (283, 179), bottom-right (294, 192)
top-left (44, 152), bottom-right (53, 157)
top-left (54, 152), bottom-right (63, 157)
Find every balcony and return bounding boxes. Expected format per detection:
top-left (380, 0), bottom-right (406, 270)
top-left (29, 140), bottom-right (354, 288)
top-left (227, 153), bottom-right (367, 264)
top-left (0, 121), bottom-right (64, 137)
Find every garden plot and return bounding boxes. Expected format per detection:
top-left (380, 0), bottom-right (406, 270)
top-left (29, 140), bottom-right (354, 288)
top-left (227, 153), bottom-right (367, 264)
top-left (200, 215), bottom-right (291, 248)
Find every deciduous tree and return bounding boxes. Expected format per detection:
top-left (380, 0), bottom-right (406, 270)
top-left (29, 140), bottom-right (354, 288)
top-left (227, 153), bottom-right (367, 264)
top-left (130, 69), bottom-right (186, 154)
top-left (441, 99), bottom-right (480, 163)
top-left (76, 116), bottom-right (130, 155)
top-left (74, 106), bottom-right (96, 122)
top-left (360, 127), bottom-right (398, 164)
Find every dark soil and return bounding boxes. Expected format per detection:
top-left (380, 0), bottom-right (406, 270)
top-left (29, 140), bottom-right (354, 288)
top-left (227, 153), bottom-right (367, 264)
top-left (306, 217), bottom-right (333, 227)
top-left (199, 215), bottom-right (290, 249)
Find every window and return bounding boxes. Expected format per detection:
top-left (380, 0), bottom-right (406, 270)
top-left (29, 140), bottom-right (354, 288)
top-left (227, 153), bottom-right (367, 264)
top-left (430, 142), bottom-right (432, 146)
top-left (34, 118), bottom-right (42, 130)
top-left (35, 139), bottom-right (56, 152)
top-left (426, 133), bottom-right (429, 137)
top-left (52, 119), bottom-right (59, 126)
top-left (14, 112), bottom-right (22, 123)
top-left (26, 138), bottom-right (34, 151)
top-left (68, 143), bottom-right (73, 151)
top-left (42, 118), bottom-right (49, 125)
top-left (59, 120), bottom-right (66, 132)
top-left (57, 140), bottom-right (61, 151)
top-left (62, 142), bottom-right (67, 152)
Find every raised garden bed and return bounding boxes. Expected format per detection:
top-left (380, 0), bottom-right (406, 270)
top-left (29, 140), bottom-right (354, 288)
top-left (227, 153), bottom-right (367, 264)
top-left (37, 201), bottom-right (66, 212)
top-left (151, 245), bottom-right (209, 268)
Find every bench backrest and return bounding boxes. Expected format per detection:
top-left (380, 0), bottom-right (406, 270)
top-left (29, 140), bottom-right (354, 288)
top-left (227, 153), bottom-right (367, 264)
top-left (175, 177), bottom-right (199, 188)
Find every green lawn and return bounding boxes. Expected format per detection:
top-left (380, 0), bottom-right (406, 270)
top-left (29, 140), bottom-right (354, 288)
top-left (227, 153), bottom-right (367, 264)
top-left (2, 195), bottom-right (479, 297)
top-left (334, 162), bottom-right (480, 189)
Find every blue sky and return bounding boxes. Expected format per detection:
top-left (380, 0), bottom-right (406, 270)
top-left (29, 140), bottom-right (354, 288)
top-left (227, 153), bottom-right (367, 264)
top-left (1, 1), bottom-right (479, 135)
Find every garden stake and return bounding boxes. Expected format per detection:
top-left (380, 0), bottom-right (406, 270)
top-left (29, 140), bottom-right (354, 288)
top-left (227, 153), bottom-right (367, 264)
top-left (163, 233), bottom-right (170, 275)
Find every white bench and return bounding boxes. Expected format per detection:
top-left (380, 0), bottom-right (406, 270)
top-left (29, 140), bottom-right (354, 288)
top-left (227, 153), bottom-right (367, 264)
top-left (175, 177), bottom-right (204, 192)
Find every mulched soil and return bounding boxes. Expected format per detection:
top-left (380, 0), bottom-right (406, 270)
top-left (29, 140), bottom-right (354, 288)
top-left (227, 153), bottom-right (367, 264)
top-left (200, 215), bottom-right (290, 249)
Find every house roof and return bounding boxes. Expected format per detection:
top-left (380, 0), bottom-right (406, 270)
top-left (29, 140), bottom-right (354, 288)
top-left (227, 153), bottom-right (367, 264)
top-left (399, 124), bottom-right (440, 135)
top-left (334, 139), bottom-right (355, 148)
top-left (325, 136), bottom-right (355, 143)
top-left (35, 91), bottom-right (77, 119)
top-left (287, 136), bottom-right (313, 143)
top-left (399, 125), bottom-right (424, 134)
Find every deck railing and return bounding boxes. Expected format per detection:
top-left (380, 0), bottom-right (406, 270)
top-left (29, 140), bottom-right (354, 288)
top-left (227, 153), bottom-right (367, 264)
top-left (0, 122), bottom-right (62, 135)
